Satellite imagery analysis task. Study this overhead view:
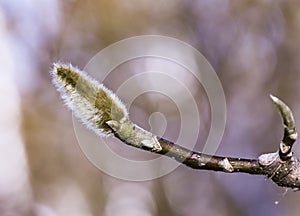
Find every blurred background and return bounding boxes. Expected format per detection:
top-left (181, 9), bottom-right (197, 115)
top-left (1, 0), bottom-right (300, 215)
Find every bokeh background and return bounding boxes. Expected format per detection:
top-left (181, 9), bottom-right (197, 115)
top-left (1, 0), bottom-right (300, 215)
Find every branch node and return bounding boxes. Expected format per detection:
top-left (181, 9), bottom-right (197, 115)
top-left (258, 152), bottom-right (278, 167)
top-left (218, 158), bottom-right (234, 172)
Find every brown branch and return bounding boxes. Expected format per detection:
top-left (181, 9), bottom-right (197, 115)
top-left (109, 95), bottom-right (300, 190)
top-left (52, 63), bottom-right (300, 190)
top-left (157, 137), bottom-right (263, 175)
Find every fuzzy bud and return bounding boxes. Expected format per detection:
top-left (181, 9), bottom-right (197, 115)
top-left (51, 62), bottom-right (128, 137)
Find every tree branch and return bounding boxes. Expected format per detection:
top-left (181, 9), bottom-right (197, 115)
top-left (51, 63), bottom-right (300, 190)
top-left (157, 137), bottom-right (263, 174)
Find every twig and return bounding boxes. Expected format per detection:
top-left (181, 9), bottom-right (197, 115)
top-left (51, 62), bottom-right (300, 190)
top-left (257, 96), bottom-right (300, 189)
top-left (270, 95), bottom-right (297, 160)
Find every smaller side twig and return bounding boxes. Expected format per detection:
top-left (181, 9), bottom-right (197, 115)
top-left (270, 95), bottom-right (298, 161)
top-left (258, 95), bottom-right (300, 189)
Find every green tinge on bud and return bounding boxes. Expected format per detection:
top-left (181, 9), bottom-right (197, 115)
top-left (51, 62), bottom-right (128, 136)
